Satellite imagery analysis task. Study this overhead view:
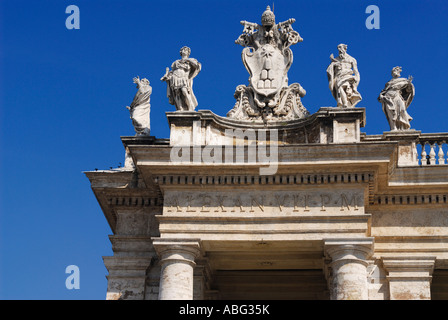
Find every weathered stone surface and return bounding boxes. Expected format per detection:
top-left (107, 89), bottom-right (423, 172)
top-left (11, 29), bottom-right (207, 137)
top-left (103, 256), bottom-right (153, 300)
top-left (153, 239), bottom-right (201, 300)
top-left (383, 256), bottom-right (435, 300)
top-left (325, 238), bottom-right (374, 300)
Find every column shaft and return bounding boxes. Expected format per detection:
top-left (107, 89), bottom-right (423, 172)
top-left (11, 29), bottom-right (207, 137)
top-left (325, 238), bottom-right (374, 300)
top-left (154, 240), bottom-right (201, 300)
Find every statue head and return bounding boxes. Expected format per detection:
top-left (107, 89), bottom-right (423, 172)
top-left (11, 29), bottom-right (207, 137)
top-left (140, 78), bottom-right (150, 86)
top-left (261, 6), bottom-right (275, 27)
top-left (337, 43), bottom-right (348, 56)
top-left (180, 46), bottom-right (191, 59)
top-left (392, 66), bottom-right (402, 78)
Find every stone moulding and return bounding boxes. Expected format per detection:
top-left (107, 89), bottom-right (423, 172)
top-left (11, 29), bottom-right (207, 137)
top-left (107, 196), bottom-right (162, 207)
top-left (373, 194), bottom-right (448, 206)
top-left (168, 107), bottom-right (365, 130)
top-left (382, 256), bottom-right (436, 300)
top-left (166, 107), bottom-right (366, 146)
top-left (153, 172), bottom-right (374, 186)
top-left (324, 238), bottom-right (375, 260)
top-left (152, 239), bottom-right (203, 261)
top-left (156, 215), bottom-right (371, 239)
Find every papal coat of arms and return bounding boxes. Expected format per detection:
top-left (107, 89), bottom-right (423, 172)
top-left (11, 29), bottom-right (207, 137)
top-left (227, 6), bottom-right (309, 121)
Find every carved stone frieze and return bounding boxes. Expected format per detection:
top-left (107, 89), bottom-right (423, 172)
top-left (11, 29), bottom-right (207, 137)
top-left (163, 189), bottom-right (365, 216)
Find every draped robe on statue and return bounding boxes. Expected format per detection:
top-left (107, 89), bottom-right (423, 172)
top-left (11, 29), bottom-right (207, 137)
top-left (378, 77), bottom-right (414, 131)
top-left (326, 54), bottom-right (362, 108)
top-left (128, 84), bottom-right (151, 135)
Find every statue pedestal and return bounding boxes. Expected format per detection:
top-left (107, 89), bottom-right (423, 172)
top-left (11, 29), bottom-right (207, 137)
top-left (316, 107), bottom-right (365, 144)
top-left (382, 130), bottom-right (421, 166)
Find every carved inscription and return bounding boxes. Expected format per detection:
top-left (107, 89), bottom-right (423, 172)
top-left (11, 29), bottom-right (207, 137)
top-left (164, 191), bottom-right (363, 214)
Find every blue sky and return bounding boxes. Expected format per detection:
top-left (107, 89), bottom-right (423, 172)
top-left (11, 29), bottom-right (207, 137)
top-left (0, 0), bottom-right (447, 299)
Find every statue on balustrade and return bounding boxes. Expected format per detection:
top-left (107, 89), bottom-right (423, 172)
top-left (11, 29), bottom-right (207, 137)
top-left (161, 46), bottom-right (202, 111)
top-left (326, 44), bottom-right (362, 108)
top-left (227, 6), bottom-right (309, 121)
top-left (126, 76), bottom-right (151, 136)
top-left (378, 66), bottom-right (415, 131)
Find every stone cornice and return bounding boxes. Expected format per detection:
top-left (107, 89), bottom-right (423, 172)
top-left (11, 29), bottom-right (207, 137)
top-left (103, 256), bottom-right (153, 271)
top-left (382, 256), bottom-right (436, 281)
top-left (166, 107), bottom-right (366, 130)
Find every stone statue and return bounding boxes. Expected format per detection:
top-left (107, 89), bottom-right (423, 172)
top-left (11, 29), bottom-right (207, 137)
top-left (161, 46), bottom-right (202, 111)
top-left (126, 76), bottom-right (151, 136)
top-left (378, 66), bottom-right (415, 131)
top-left (227, 6), bottom-right (309, 121)
top-left (326, 44), bottom-right (362, 108)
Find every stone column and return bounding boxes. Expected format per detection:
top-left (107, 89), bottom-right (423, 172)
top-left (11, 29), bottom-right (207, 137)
top-left (324, 238), bottom-right (374, 300)
top-left (153, 239), bottom-right (201, 300)
top-left (382, 256), bottom-right (436, 300)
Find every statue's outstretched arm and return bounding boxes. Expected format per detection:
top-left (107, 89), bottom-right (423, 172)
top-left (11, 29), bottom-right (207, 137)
top-left (133, 76), bottom-right (141, 86)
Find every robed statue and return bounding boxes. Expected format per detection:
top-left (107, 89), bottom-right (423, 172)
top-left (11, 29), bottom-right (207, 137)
top-left (126, 76), bottom-right (151, 136)
top-left (378, 66), bottom-right (415, 131)
top-left (326, 44), bottom-right (362, 108)
top-left (161, 46), bottom-right (202, 111)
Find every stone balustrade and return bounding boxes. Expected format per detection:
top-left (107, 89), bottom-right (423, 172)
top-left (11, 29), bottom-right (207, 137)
top-left (361, 131), bottom-right (448, 167)
top-left (417, 133), bottom-right (448, 166)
